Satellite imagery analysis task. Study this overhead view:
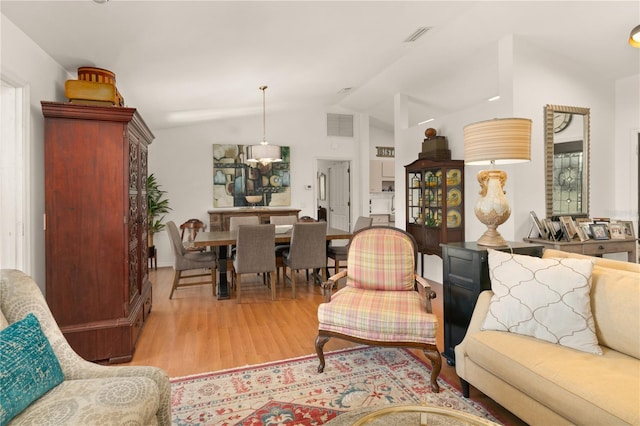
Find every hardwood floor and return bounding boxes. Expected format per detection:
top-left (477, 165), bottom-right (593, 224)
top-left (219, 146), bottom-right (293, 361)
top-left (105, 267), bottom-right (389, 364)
top-left (123, 266), bottom-right (526, 425)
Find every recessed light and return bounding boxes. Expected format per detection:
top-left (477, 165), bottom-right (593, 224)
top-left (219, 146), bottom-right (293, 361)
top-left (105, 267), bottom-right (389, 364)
top-left (488, 96), bottom-right (500, 102)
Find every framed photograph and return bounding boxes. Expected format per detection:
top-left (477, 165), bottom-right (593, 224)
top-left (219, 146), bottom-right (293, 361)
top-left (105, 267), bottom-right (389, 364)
top-left (576, 225), bottom-right (589, 241)
top-left (608, 223), bottom-right (625, 239)
top-left (560, 216), bottom-right (578, 240)
top-left (580, 223), bottom-right (593, 239)
top-left (590, 223), bottom-right (610, 240)
top-left (618, 221), bottom-right (636, 239)
top-left (543, 219), bottom-right (561, 241)
top-left (529, 211), bottom-right (547, 239)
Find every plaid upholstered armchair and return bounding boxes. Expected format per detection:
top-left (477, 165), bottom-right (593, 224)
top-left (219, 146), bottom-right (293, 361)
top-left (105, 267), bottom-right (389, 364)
top-left (315, 226), bottom-right (442, 393)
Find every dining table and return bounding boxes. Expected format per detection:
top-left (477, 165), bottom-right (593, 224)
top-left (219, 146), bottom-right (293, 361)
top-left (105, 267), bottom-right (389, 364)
top-left (193, 226), bottom-right (353, 299)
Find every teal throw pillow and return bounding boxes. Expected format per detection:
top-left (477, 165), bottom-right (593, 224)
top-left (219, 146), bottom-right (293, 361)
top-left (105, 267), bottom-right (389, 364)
top-left (0, 313), bottom-right (64, 425)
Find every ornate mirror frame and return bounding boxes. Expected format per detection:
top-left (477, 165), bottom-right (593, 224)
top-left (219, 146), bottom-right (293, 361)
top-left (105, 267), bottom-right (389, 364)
top-left (544, 104), bottom-right (590, 218)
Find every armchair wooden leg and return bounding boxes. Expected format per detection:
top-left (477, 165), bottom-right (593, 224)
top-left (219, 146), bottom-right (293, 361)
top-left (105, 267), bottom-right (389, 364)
top-left (423, 347), bottom-right (441, 393)
top-left (315, 334), bottom-right (331, 373)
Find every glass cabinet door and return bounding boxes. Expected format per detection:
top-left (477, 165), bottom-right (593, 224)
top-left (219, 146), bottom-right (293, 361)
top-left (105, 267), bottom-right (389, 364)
top-left (407, 171), bottom-right (423, 225)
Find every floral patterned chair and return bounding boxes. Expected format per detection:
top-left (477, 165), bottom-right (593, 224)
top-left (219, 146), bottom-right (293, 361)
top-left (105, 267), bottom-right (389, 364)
top-left (0, 269), bottom-right (171, 425)
top-left (315, 226), bottom-right (442, 393)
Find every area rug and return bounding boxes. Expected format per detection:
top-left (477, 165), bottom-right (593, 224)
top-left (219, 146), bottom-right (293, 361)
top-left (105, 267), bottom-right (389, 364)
top-left (170, 346), bottom-right (501, 425)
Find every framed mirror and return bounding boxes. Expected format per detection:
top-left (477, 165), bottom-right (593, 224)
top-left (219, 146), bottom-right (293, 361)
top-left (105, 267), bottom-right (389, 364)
top-left (544, 105), bottom-right (590, 218)
top-left (318, 172), bottom-right (327, 201)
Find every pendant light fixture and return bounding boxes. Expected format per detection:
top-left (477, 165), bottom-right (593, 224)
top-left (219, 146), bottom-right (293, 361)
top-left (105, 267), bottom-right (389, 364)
top-left (629, 24), bottom-right (640, 48)
top-left (246, 85), bottom-right (282, 165)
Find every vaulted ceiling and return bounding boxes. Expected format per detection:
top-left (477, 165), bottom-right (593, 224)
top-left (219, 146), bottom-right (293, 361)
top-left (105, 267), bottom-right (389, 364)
top-left (2, 1), bottom-right (638, 131)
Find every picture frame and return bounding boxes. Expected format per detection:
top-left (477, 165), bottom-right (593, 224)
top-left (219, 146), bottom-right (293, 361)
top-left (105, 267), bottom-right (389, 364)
top-left (529, 211), bottom-right (547, 239)
top-left (575, 225), bottom-right (589, 241)
top-left (589, 223), bottom-right (610, 240)
top-left (608, 223), bottom-right (625, 239)
top-left (618, 220), bottom-right (636, 239)
top-left (560, 216), bottom-right (578, 240)
top-left (580, 223), bottom-right (593, 240)
top-left (543, 218), bottom-right (561, 241)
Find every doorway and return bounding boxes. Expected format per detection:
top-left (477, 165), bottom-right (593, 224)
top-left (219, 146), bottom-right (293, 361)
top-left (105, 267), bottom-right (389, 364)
top-left (0, 78), bottom-right (28, 271)
top-left (317, 159), bottom-right (351, 231)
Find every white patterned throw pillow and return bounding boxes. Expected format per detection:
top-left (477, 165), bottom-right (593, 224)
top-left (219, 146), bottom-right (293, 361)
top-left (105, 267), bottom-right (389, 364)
top-left (481, 249), bottom-right (601, 355)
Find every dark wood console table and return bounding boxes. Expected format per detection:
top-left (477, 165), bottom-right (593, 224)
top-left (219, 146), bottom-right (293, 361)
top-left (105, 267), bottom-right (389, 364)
top-left (207, 208), bottom-right (301, 231)
top-left (523, 237), bottom-right (637, 263)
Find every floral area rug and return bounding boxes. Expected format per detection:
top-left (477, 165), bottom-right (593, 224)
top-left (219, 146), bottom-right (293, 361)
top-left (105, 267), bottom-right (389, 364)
top-left (170, 346), bottom-right (501, 425)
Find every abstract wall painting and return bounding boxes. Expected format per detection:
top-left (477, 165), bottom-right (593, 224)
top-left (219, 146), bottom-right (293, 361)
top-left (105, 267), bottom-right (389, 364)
top-left (212, 144), bottom-right (291, 207)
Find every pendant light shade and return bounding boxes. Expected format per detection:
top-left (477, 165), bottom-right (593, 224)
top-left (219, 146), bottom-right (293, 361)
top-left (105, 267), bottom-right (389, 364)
top-left (246, 85), bottom-right (282, 165)
top-left (629, 24), bottom-right (640, 48)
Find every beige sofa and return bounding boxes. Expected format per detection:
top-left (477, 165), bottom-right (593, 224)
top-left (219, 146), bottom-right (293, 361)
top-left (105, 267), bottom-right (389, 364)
top-left (455, 249), bottom-right (640, 425)
top-left (0, 269), bottom-right (171, 425)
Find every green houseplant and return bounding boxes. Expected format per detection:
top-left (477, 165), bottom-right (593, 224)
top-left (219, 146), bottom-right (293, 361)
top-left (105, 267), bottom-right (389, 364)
top-left (147, 173), bottom-right (171, 247)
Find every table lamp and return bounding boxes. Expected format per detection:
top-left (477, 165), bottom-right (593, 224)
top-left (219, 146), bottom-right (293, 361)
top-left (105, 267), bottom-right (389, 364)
top-left (464, 117), bottom-right (532, 246)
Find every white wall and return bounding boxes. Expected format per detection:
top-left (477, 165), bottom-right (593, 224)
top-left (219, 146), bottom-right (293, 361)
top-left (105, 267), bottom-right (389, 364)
top-left (149, 106), bottom-right (368, 267)
top-left (1, 15), bottom-right (72, 291)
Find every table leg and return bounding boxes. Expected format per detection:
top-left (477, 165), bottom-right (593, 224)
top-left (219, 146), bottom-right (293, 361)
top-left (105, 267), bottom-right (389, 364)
top-left (217, 245), bottom-right (231, 299)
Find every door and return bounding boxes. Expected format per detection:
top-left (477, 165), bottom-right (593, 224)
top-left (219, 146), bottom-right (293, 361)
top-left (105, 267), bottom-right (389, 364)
top-left (328, 162), bottom-right (350, 231)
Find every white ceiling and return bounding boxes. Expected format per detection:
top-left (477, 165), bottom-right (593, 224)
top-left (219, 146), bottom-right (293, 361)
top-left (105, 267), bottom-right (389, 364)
top-left (2, 1), bottom-right (639, 131)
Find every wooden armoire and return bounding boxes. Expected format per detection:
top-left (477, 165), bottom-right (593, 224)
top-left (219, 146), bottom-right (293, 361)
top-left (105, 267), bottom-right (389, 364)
top-left (42, 101), bottom-right (154, 363)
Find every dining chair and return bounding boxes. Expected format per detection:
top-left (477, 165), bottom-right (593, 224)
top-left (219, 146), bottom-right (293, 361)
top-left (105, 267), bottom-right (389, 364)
top-left (226, 215), bottom-right (260, 271)
top-left (231, 224), bottom-right (277, 303)
top-left (327, 216), bottom-right (373, 275)
top-left (179, 218), bottom-right (206, 252)
top-left (166, 221), bottom-right (217, 299)
top-left (271, 215), bottom-right (298, 283)
top-left (269, 215), bottom-right (298, 225)
top-left (316, 226), bottom-right (442, 393)
top-left (282, 221), bottom-right (327, 298)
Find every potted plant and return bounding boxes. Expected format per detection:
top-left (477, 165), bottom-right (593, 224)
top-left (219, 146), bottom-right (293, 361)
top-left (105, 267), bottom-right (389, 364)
top-left (147, 173), bottom-right (171, 248)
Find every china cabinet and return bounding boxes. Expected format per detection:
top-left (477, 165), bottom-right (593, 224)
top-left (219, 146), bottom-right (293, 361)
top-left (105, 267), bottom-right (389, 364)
top-left (405, 158), bottom-right (465, 257)
top-left (42, 101), bottom-right (154, 363)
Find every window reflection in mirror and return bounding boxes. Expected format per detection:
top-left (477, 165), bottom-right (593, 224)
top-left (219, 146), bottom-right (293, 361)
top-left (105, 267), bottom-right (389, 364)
top-left (544, 105), bottom-right (590, 218)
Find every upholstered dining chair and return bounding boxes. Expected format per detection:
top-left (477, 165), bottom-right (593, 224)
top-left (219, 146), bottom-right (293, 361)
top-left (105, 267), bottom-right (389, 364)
top-left (326, 216), bottom-right (373, 275)
top-left (315, 226), bottom-right (442, 393)
top-left (271, 215), bottom-right (298, 283)
top-left (166, 221), bottom-right (217, 299)
top-left (270, 215), bottom-right (298, 225)
top-left (226, 215), bottom-right (260, 270)
top-left (231, 224), bottom-right (277, 303)
top-left (180, 218), bottom-right (206, 252)
top-left (282, 221), bottom-right (327, 299)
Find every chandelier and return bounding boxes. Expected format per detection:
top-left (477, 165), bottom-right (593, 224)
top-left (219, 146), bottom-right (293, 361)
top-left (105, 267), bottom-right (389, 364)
top-left (246, 86), bottom-right (282, 165)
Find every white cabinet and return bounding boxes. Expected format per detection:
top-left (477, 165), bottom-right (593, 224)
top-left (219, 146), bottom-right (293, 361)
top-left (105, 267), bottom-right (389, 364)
top-left (370, 160), bottom-right (395, 192)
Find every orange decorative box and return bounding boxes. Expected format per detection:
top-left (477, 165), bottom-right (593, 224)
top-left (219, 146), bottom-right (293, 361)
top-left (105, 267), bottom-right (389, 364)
top-left (65, 80), bottom-right (124, 106)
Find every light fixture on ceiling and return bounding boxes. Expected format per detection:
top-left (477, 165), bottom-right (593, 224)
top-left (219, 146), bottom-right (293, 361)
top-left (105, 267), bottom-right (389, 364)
top-left (629, 24), bottom-right (640, 48)
top-left (92, 0), bottom-right (109, 4)
top-left (246, 85), bottom-right (282, 166)
top-left (464, 117), bottom-right (532, 247)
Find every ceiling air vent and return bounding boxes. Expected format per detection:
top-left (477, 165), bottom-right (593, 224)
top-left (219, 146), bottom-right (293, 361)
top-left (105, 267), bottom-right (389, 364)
top-left (327, 113), bottom-right (354, 137)
top-left (403, 27), bottom-right (432, 43)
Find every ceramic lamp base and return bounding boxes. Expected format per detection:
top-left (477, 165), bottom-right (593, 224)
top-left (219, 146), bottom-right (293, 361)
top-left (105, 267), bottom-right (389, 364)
top-left (474, 169), bottom-right (511, 247)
